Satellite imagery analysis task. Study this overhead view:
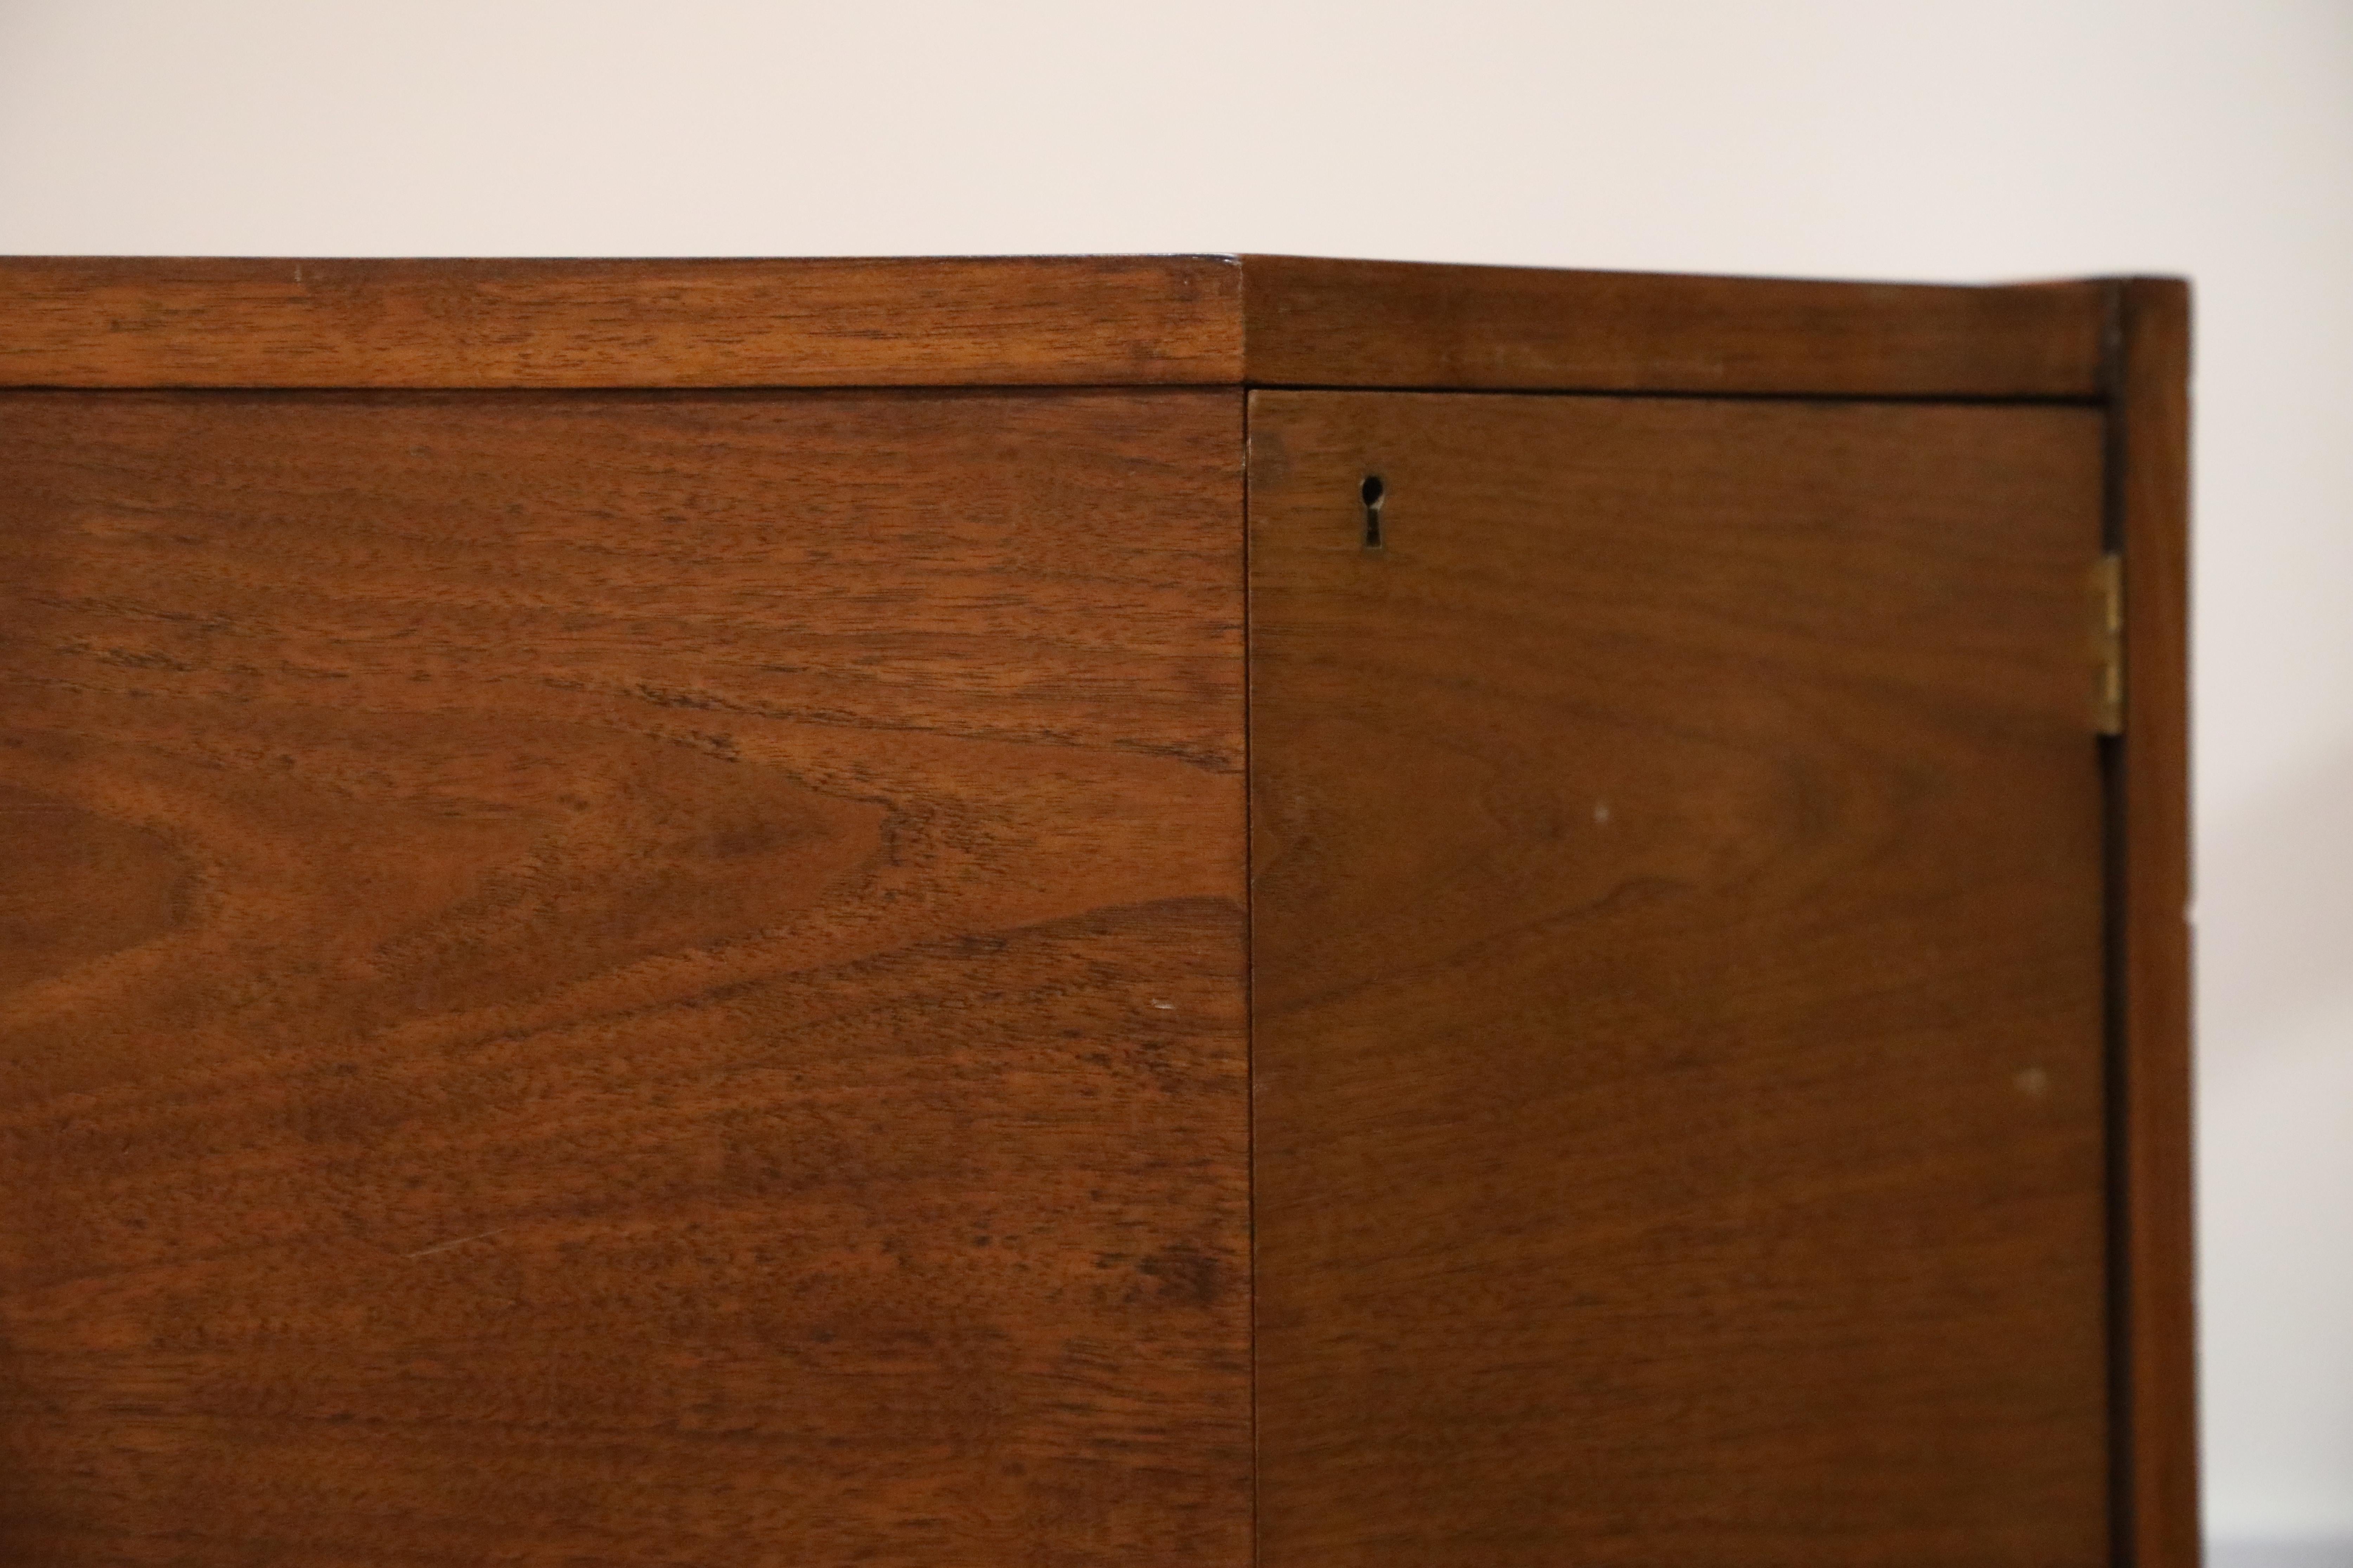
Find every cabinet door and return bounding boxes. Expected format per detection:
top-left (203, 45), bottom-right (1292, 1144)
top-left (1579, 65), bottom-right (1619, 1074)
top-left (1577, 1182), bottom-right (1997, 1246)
top-left (0, 388), bottom-right (1251, 1568)
top-left (1249, 391), bottom-right (2110, 1568)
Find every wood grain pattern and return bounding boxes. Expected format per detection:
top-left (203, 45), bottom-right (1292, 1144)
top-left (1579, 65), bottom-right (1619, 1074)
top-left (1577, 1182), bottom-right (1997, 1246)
top-left (1247, 390), bottom-right (2113, 1567)
top-left (1, 255), bottom-right (2104, 399)
top-left (1238, 255), bottom-right (2109, 397)
top-left (2109, 277), bottom-right (2200, 1568)
top-left (0, 256), bottom-right (1246, 389)
top-left (0, 387), bottom-right (1251, 1567)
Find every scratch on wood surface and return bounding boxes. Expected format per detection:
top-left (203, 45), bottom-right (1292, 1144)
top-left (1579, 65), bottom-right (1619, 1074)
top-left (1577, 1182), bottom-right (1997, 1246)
top-left (403, 1229), bottom-right (502, 1259)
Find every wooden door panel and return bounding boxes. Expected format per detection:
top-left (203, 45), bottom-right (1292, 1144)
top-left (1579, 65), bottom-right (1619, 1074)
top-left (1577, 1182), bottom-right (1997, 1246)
top-left (0, 388), bottom-right (1250, 1568)
top-left (1248, 390), bottom-right (2110, 1567)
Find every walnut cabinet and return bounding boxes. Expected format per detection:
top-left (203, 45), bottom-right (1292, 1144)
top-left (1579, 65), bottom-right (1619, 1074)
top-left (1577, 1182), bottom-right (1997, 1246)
top-left (0, 256), bottom-right (2193, 1567)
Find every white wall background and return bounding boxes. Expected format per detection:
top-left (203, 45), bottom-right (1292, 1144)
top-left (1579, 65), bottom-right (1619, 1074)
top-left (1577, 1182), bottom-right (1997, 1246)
top-left (1, 1), bottom-right (2347, 1557)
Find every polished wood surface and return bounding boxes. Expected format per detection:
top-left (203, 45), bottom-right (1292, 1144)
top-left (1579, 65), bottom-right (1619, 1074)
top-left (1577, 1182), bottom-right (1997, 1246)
top-left (1238, 254), bottom-right (2109, 397)
top-left (0, 256), bottom-right (1248, 389)
top-left (2109, 276), bottom-right (2200, 1568)
top-left (0, 388), bottom-right (1251, 1567)
top-left (0, 257), bottom-right (2194, 1565)
top-left (1247, 390), bottom-right (2113, 1566)
top-left (0, 255), bottom-right (2104, 399)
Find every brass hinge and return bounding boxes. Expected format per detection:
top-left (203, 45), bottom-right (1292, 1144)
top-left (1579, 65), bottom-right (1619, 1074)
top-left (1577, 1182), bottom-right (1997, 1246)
top-left (2090, 552), bottom-right (2125, 736)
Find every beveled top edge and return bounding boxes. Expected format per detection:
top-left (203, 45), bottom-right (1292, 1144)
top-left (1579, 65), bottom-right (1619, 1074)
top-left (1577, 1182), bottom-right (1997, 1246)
top-left (0, 253), bottom-right (2128, 396)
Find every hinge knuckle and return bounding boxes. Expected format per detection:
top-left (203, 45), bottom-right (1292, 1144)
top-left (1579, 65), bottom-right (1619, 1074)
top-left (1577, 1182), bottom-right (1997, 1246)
top-left (2091, 552), bottom-right (2125, 736)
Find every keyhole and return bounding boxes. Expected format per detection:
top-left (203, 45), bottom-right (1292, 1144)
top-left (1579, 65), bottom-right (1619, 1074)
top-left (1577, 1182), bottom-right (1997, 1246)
top-left (1361, 474), bottom-right (1385, 550)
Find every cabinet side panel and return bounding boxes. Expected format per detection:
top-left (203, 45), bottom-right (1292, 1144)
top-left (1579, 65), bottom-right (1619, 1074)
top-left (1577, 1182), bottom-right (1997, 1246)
top-left (0, 388), bottom-right (1249, 1568)
top-left (1249, 390), bottom-right (2111, 1567)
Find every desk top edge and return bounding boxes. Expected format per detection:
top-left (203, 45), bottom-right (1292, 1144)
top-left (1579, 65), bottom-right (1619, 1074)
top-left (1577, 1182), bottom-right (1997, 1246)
top-left (0, 254), bottom-right (2154, 396)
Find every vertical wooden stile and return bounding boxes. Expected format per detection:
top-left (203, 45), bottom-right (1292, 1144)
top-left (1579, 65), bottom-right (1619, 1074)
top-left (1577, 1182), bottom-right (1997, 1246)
top-left (2107, 277), bottom-right (2199, 1568)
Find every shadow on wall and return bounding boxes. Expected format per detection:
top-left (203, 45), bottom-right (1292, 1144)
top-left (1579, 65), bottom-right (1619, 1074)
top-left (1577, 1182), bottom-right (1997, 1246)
top-left (2198, 739), bottom-right (2353, 1057)
top-left (2196, 745), bottom-right (2353, 1548)
top-left (2210, 1544), bottom-right (2353, 1568)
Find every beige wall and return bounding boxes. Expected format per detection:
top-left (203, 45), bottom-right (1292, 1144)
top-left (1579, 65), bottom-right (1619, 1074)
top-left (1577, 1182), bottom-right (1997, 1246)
top-left (2, 0), bottom-right (2348, 1555)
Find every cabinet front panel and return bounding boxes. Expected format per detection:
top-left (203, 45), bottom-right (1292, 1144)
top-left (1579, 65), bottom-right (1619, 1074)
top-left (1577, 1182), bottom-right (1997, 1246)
top-left (0, 388), bottom-right (1250, 1568)
top-left (1249, 390), bottom-right (2110, 1567)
